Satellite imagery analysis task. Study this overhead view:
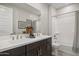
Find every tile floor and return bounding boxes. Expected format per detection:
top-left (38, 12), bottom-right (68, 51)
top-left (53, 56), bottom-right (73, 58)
top-left (52, 45), bottom-right (79, 56)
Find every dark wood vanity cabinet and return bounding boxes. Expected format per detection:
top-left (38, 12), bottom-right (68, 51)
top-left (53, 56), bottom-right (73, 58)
top-left (0, 37), bottom-right (52, 56)
top-left (0, 46), bottom-right (25, 56)
top-left (26, 37), bottom-right (52, 56)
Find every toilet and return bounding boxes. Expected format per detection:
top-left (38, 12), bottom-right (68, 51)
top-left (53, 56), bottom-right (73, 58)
top-left (52, 33), bottom-right (61, 56)
top-left (52, 40), bottom-right (61, 55)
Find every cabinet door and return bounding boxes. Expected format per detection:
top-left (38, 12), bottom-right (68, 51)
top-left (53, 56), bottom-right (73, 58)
top-left (26, 47), bottom-right (39, 56)
top-left (0, 46), bottom-right (25, 56)
top-left (25, 42), bottom-right (40, 56)
top-left (39, 38), bottom-right (52, 56)
top-left (46, 38), bottom-right (52, 55)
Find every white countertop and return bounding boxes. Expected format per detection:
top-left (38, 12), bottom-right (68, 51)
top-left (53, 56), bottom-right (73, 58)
top-left (0, 35), bottom-right (51, 52)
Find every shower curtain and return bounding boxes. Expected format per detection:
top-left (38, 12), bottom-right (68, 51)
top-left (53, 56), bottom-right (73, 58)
top-left (73, 11), bottom-right (79, 53)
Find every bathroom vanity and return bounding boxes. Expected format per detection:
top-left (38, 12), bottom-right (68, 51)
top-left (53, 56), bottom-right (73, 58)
top-left (0, 35), bottom-right (52, 56)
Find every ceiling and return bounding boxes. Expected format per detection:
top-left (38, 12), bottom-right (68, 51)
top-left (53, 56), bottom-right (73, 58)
top-left (48, 3), bottom-right (73, 9)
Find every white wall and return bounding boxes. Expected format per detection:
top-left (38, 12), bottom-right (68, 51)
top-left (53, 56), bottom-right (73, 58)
top-left (28, 3), bottom-right (49, 35)
top-left (48, 5), bottom-right (57, 35)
